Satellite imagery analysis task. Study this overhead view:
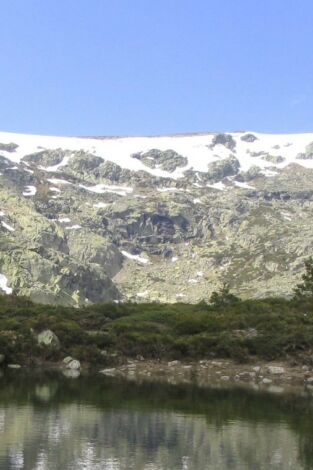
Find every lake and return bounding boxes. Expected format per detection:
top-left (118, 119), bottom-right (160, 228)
top-left (0, 370), bottom-right (312, 469)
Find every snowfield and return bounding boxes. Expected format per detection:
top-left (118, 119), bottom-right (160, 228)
top-left (0, 130), bottom-right (313, 180)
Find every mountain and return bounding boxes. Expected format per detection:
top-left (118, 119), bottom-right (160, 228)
top-left (0, 130), bottom-right (312, 306)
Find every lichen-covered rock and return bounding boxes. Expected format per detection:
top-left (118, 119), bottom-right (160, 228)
top-left (132, 149), bottom-right (188, 172)
top-left (240, 133), bottom-right (258, 143)
top-left (207, 156), bottom-right (240, 181)
top-left (63, 357), bottom-right (81, 370)
top-left (0, 142), bottom-right (18, 152)
top-left (262, 154), bottom-right (285, 164)
top-left (37, 330), bottom-right (60, 349)
top-left (210, 133), bottom-right (236, 150)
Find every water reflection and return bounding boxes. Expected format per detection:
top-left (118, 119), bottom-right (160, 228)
top-left (0, 372), bottom-right (312, 469)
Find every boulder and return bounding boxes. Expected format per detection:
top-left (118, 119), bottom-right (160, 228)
top-left (262, 378), bottom-right (272, 384)
top-left (211, 133), bottom-right (236, 150)
top-left (240, 133), bottom-right (258, 143)
top-left (37, 330), bottom-right (60, 349)
top-left (267, 366), bottom-right (285, 375)
top-left (63, 356), bottom-right (81, 370)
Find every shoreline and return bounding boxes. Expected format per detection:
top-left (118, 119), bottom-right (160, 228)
top-left (3, 358), bottom-right (313, 395)
top-left (98, 359), bottom-right (313, 392)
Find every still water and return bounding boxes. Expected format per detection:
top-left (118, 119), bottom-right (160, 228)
top-left (0, 371), bottom-right (312, 470)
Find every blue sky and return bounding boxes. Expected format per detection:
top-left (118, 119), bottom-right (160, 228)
top-left (0, 0), bottom-right (312, 136)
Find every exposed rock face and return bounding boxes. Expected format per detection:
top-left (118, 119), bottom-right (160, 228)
top-left (0, 130), bottom-right (313, 305)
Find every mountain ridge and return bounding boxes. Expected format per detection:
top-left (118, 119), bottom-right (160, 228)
top-left (0, 129), bottom-right (312, 305)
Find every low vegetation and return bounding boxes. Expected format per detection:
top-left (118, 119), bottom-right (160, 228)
top-left (0, 259), bottom-right (313, 367)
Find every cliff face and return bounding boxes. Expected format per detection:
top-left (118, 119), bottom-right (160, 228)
top-left (0, 130), bottom-right (312, 305)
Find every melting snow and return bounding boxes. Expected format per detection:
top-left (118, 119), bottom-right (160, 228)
top-left (0, 274), bottom-right (12, 294)
top-left (93, 202), bottom-right (108, 208)
top-left (233, 181), bottom-right (255, 190)
top-left (171, 257), bottom-right (178, 262)
top-left (0, 130), bottom-right (312, 181)
top-left (49, 187), bottom-right (61, 193)
top-left (22, 185), bottom-right (37, 196)
top-left (47, 178), bottom-right (72, 185)
top-left (80, 184), bottom-right (133, 196)
top-left (64, 225), bottom-right (82, 230)
top-left (41, 155), bottom-right (72, 172)
top-left (207, 182), bottom-right (227, 191)
top-left (1, 221), bottom-right (15, 232)
top-left (136, 291), bottom-right (148, 298)
top-left (58, 217), bottom-right (71, 223)
top-left (0, 211), bottom-right (4, 217)
top-left (121, 250), bottom-right (150, 264)
top-left (157, 187), bottom-right (187, 193)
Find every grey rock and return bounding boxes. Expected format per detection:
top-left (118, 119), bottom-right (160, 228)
top-left (207, 155), bottom-right (240, 181)
top-left (267, 366), bottom-right (285, 375)
top-left (262, 378), bottom-right (272, 384)
top-left (132, 149), bottom-right (188, 172)
top-left (240, 133), bottom-right (258, 143)
top-left (37, 330), bottom-right (60, 349)
top-left (211, 133), bottom-right (236, 150)
top-left (0, 142), bottom-right (18, 152)
top-left (63, 357), bottom-right (81, 370)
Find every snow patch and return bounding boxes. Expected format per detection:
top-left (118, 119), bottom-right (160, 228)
top-left (80, 184), bottom-right (133, 196)
top-left (41, 155), bottom-right (72, 172)
top-left (93, 202), bottom-right (109, 208)
top-left (121, 250), bottom-right (150, 264)
top-left (0, 274), bottom-right (12, 294)
top-left (58, 217), bottom-right (71, 223)
top-left (207, 182), bottom-right (227, 191)
top-left (22, 185), bottom-right (37, 196)
top-left (136, 291), bottom-right (148, 298)
top-left (49, 187), bottom-right (61, 193)
top-left (233, 181), bottom-right (255, 190)
top-left (1, 221), bottom-right (15, 232)
top-left (47, 178), bottom-right (72, 185)
top-left (64, 225), bottom-right (82, 230)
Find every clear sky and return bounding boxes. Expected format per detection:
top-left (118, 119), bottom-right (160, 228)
top-left (0, 0), bottom-right (312, 136)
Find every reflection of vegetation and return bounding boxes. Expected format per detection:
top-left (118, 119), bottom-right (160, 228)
top-left (0, 372), bottom-right (312, 469)
top-left (1, 294), bottom-right (313, 365)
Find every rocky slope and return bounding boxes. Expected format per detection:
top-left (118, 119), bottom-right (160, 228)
top-left (0, 130), bottom-right (313, 305)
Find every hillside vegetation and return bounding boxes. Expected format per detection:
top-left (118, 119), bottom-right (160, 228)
top-left (1, 292), bottom-right (313, 367)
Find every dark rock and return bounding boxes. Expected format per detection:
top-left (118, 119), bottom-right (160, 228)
top-left (241, 134), bottom-right (258, 143)
top-left (0, 142), bottom-right (18, 152)
top-left (211, 134), bottom-right (236, 150)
